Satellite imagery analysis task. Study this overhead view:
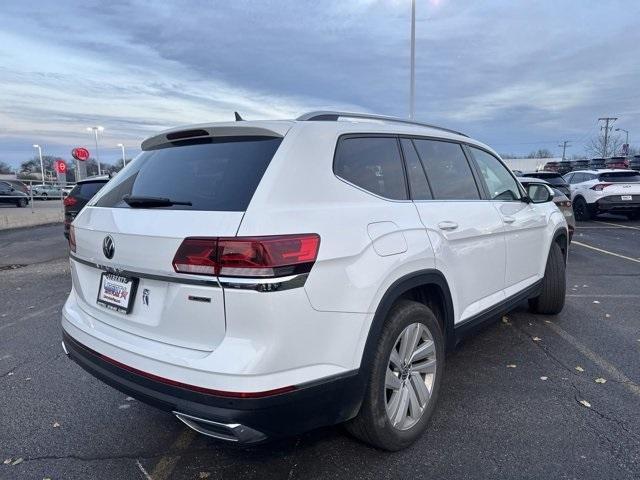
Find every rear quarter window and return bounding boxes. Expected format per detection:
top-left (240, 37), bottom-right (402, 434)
top-left (73, 181), bottom-right (106, 199)
top-left (95, 136), bottom-right (282, 211)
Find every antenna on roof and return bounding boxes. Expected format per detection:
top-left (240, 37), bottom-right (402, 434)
top-left (234, 111), bottom-right (244, 121)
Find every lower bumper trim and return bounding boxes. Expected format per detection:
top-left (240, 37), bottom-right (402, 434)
top-left (173, 411), bottom-right (266, 443)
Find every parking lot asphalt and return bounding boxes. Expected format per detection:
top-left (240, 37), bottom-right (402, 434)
top-left (1, 218), bottom-right (639, 480)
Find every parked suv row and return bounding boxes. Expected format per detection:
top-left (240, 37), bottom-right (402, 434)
top-left (61, 111), bottom-right (568, 451)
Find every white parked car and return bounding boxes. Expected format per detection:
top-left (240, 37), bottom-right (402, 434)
top-left (62, 111), bottom-right (568, 451)
top-left (564, 169), bottom-right (640, 220)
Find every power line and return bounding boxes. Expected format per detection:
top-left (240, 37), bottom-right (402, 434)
top-left (558, 140), bottom-right (572, 160)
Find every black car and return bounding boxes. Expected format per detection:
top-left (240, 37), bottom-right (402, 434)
top-left (570, 159), bottom-right (590, 171)
top-left (0, 181), bottom-right (29, 207)
top-left (3, 179), bottom-right (30, 195)
top-left (630, 155), bottom-right (640, 171)
top-left (63, 176), bottom-right (110, 237)
top-left (520, 171), bottom-right (570, 197)
top-left (589, 157), bottom-right (607, 169)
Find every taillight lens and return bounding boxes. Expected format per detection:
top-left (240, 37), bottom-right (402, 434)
top-left (69, 225), bottom-right (77, 253)
top-left (559, 201), bottom-right (572, 208)
top-left (63, 196), bottom-right (78, 207)
top-left (173, 234), bottom-right (320, 278)
top-left (591, 183), bottom-right (612, 191)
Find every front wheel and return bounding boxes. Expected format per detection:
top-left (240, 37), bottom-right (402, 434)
top-left (345, 300), bottom-right (444, 451)
top-left (528, 242), bottom-right (566, 315)
top-left (16, 198), bottom-right (27, 208)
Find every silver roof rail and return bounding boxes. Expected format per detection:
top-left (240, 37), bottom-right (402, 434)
top-left (296, 111), bottom-right (468, 137)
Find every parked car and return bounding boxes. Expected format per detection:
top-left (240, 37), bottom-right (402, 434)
top-left (542, 161), bottom-right (560, 172)
top-left (0, 181), bottom-right (29, 207)
top-left (519, 171), bottom-right (570, 197)
top-left (565, 169), bottom-right (640, 220)
top-left (629, 155), bottom-right (640, 171)
top-left (32, 184), bottom-right (64, 199)
top-left (61, 111), bottom-right (568, 451)
top-left (605, 157), bottom-right (628, 169)
top-left (518, 177), bottom-right (574, 240)
top-left (3, 179), bottom-right (30, 195)
top-left (588, 158), bottom-right (607, 169)
top-left (570, 159), bottom-right (590, 171)
top-left (556, 161), bottom-right (572, 175)
top-left (63, 176), bottom-right (111, 238)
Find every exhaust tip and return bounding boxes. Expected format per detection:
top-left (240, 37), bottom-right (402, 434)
top-left (61, 341), bottom-right (69, 356)
top-left (173, 411), bottom-right (266, 443)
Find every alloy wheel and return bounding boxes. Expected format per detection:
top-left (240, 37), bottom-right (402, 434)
top-left (385, 322), bottom-right (437, 430)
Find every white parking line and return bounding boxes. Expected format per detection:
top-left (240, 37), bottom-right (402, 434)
top-left (567, 294), bottom-right (640, 298)
top-left (593, 220), bottom-right (640, 231)
top-left (545, 322), bottom-right (640, 397)
top-left (572, 241), bottom-right (640, 264)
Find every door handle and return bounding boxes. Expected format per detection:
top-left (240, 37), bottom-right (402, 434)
top-left (502, 216), bottom-right (516, 224)
top-left (438, 221), bottom-right (459, 231)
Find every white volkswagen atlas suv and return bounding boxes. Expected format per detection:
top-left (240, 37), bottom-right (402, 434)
top-left (62, 111), bottom-right (568, 451)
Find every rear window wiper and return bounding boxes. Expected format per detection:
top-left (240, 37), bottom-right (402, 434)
top-left (122, 195), bottom-right (192, 208)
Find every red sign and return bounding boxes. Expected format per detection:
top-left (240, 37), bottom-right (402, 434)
top-left (72, 147), bottom-right (90, 161)
top-left (55, 160), bottom-right (67, 174)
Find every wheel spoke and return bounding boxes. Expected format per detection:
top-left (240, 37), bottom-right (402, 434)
top-left (410, 372), bottom-right (431, 406)
top-left (389, 348), bottom-right (402, 370)
top-left (412, 357), bottom-right (437, 374)
top-left (407, 378), bottom-right (423, 418)
top-left (391, 386), bottom-right (410, 427)
top-left (399, 324), bottom-right (421, 364)
top-left (410, 339), bottom-right (434, 363)
top-left (385, 367), bottom-right (402, 391)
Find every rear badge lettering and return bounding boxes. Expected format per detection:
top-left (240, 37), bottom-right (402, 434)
top-left (142, 289), bottom-right (150, 306)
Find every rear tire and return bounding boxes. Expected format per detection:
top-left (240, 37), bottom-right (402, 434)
top-left (345, 300), bottom-right (444, 451)
top-left (528, 242), bottom-right (566, 315)
top-left (573, 197), bottom-right (591, 221)
top-left (625, 211), bottom-right (640, 220)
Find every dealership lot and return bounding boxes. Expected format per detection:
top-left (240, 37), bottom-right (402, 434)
top-left (1, 220), bottom-right (639, 480)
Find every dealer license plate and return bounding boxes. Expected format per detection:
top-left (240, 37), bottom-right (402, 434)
top-left (97, 273), bottom-right (138, 314)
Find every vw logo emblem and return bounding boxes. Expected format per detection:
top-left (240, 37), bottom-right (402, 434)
top-left (102, 235), bottom-right (115, 259)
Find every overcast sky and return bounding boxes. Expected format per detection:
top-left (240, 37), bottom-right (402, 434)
top-left (1, 0), bottom-right (639, 168)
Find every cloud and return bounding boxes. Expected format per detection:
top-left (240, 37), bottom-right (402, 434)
top-left (1, 0), bottom-right (639, 167)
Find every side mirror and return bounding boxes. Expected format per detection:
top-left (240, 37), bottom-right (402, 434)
top-left (526, 183), bottom-right (553, 203)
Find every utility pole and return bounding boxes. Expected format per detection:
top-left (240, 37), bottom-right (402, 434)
top-left (409, 0), bottom-right (416, 120)
top-left (558, 140), bottom-right (571, 160)
top-left (598, 117), bottom-right (618, 157)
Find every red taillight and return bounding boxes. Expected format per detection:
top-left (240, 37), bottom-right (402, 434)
top-left (63, 196), bottom-right (78, 207)
top-left (69, 225), bottom-right (77, 253)
top-left (173, 234), bottom-right (320, 278)
top-left (591, 183), bottom-right (612, 191)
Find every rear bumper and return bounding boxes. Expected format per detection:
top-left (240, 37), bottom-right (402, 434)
top-left (594, 197), bottom-right (640, 212)
top-left (62, 330), bottom-right (363, 443)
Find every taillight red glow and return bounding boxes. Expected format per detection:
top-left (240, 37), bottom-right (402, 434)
top-left (591, 183), bottom-right (612, 191)
top-left (63, 196), bottom-right (78, 207)
top-left (69, 225), bottom-right (77, 253)
top-left (173, 234), bottom-right (320, 278)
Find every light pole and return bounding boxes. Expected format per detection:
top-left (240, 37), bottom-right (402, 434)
top-left (32, 144), bottom-right (44, 184)
top-left (117, 143), bottom-right (126, 166)
top-left (87, 126), bottom-right (104, 175)
top-left (615, 128), bottom-right (629, 154)
top-left (409, 0), bottom-right (416, 120)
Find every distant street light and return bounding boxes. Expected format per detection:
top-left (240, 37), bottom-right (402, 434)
top-left (86, 126), bottom-right (104, 175)
top-left (409, 0), bottom-right (416, 120)
top-left (117, 143), bottom-right (126, 166)
top-left (615, 128), bottom-right (629, 154)
top-left (32, 144), bottom-right (45, 184)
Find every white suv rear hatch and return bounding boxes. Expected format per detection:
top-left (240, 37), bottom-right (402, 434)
top-left (596, 171), bottom-right (640, 196)
top-left (70, 134), bottom-right (283, 351)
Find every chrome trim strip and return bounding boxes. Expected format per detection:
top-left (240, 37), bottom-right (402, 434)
top-left (69, 253), bottom-right (221, 287)
top-left (218, 273), bottom-right (308, 292)
top-left (69, 253), bottom-right (307, 291)
top-left (61, 341), bottom-right (69, 356)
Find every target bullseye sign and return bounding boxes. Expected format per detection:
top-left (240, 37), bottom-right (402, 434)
top-left (55, 160), bottom-right (67, 174)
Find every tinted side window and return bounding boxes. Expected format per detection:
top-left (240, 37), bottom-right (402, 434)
top-left (77, 182), bottom-right (105, 199)
top-left (400, 138), bottom-right (432, 200)
top-left (0, 182), bottom-right (11, 193)
top-left (334, 137), bottom-right (407, 200)
top-left (470, 147), bottom-right (522, 201)
top-left (412, 140), bottom-right (480, 200)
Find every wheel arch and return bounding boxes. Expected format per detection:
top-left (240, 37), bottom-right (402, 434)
top-left (360, 270), bottom-right (455, 375)
top-left (551, 227), bottom-right (569, 263)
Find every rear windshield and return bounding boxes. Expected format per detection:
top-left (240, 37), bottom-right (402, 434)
top-left (598, 172), bottom-right (640, 183)
top-left (95, 136), bottom-right (282, 211)
top-left (527, 173), bottom-right (566, 184)
top-left (71, 181), bottom-right (106, 199)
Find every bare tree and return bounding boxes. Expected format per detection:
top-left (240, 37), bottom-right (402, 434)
top-left (0, 161), bottom-right (12, 174)
top-left (584, 133), bottom-right (623, 158)
top-left (527, 148), bottom-right (554, 158)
